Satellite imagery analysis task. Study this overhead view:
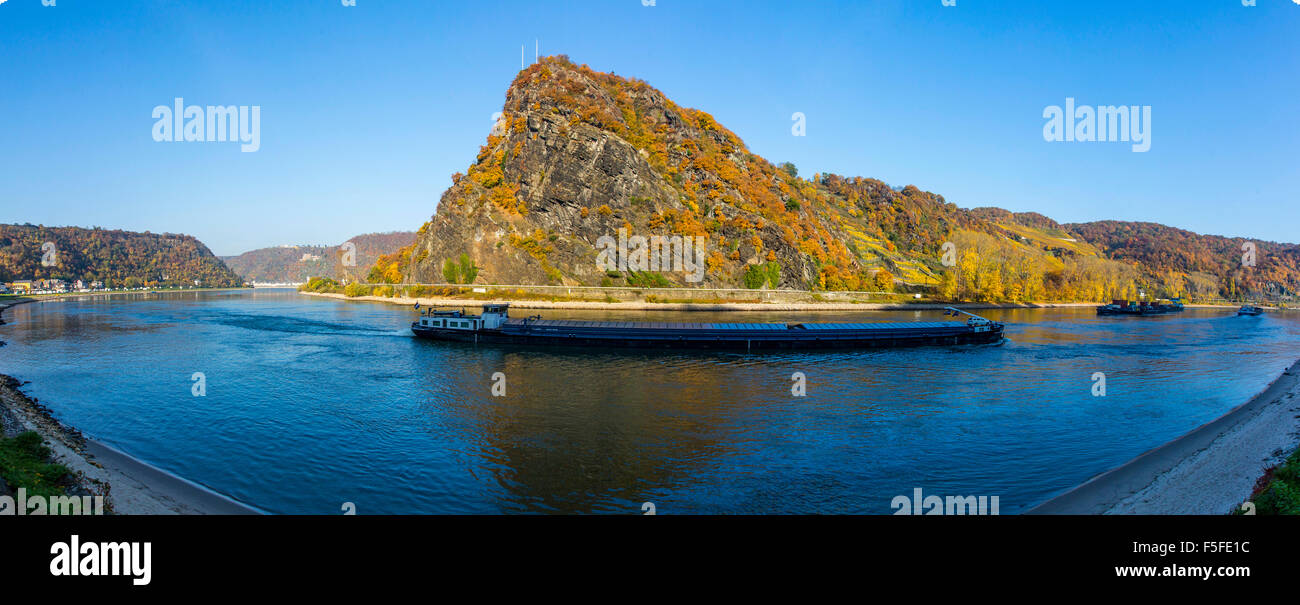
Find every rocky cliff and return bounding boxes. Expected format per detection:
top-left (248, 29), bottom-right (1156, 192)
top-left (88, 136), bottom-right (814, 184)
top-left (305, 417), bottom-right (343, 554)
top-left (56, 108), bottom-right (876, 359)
top-left (383, 56), bottom-right (1299, 300)
top-left (393, 55), bottom-right (969, 290)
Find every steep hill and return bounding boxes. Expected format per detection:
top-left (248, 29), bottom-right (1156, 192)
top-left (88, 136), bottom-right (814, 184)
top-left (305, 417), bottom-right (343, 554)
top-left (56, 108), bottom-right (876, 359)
top-left (389, 55), bottom-right (981, 291)
top-left (376, 56), bottom-right (1295, 302)
top-left (0, 224), bottom-right (242, 288)
top-left (223, 232), bottom-right (415, 284)
top-left (1064, 221), bottom-right (1300, 299)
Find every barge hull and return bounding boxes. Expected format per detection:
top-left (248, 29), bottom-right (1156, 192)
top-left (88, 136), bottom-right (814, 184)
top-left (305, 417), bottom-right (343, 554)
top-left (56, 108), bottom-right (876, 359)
top-left (411, 324), bottom-right (1005, 350)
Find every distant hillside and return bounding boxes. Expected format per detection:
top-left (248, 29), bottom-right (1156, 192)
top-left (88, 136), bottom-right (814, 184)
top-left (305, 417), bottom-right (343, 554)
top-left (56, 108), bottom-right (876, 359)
top-left (223, 232), bottom-right (415, 284)
top-left (368, 56), bottom-right (1294, 303)
top-left (0, 224), bottom-right (242, 288)
top-left (1064, 221), bottom-right (1300, 299)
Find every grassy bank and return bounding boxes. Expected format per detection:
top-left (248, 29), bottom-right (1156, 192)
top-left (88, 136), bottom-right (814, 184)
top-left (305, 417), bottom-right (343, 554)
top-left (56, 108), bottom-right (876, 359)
top-left (1244, 447), bottom-right (1300, 514)
top-left (0, 431), bottom-right (71, 499)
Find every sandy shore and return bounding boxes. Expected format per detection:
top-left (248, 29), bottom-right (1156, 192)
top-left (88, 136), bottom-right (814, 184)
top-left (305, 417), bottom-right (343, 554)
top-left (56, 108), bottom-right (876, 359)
top-left (298, 290), bottom-right (1108, 312)
top-left (1030, 359), bottom-right (1300, 514)
top-left (0, 374), bottom-right (260, 514)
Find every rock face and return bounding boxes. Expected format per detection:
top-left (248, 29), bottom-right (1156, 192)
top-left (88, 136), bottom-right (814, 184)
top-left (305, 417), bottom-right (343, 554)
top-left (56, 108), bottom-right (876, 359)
top-left (398, 55), bottom-right (945, 290)
top-left (387, 56), bottom-right (1300, 299)
top-left (393, 57), bottom-right (988, 291)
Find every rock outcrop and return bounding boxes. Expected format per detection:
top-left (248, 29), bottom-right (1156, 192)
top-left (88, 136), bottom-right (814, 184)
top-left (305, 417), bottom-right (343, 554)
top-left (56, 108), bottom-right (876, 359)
top-left (395, 55), bottom-right (961, 290)
top-left (385, 55), bottom-right (1300, 299)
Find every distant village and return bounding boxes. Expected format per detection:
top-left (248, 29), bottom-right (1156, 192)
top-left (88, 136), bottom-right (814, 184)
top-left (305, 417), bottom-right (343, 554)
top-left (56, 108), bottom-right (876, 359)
top-left (1, 278), bottom-right (212, 295)
top-left (2, 279), bottom-right (107, 295)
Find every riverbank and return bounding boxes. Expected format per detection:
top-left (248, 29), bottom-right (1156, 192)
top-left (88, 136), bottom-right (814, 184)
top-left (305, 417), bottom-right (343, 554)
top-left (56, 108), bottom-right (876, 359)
top-left (298, 290), bottom-right (1109, 312)
top-left (0, 296), bottom-right (35, 321)
top-left (296, 290), bottom-right (1264, 312)
top-left (0, 374), bottom-right (260, 514)
top-left (1030, 358), bottom-right (1300, 514)
top-left (0, 298), bottom-right (34, 348)
top-left (1, 289), bottom-right (250, 331)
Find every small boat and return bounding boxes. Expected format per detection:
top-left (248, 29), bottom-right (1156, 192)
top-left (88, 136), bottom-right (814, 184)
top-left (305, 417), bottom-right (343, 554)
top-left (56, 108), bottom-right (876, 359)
top-left (1237, 305), bottom-right (1264, 316)
top-left (411, 303), bottom-right (1006, 350)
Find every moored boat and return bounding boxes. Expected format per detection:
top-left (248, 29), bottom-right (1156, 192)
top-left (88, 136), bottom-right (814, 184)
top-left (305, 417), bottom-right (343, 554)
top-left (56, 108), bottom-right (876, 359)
top-left (410, 303), bottom-right (1006, 350)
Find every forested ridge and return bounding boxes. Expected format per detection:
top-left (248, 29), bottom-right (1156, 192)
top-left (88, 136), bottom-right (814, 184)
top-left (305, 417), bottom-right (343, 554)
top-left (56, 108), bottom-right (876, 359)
top-left (222, 232), bottom-right (415, 283)
top-left (0, 224), bottom-right (242, 288)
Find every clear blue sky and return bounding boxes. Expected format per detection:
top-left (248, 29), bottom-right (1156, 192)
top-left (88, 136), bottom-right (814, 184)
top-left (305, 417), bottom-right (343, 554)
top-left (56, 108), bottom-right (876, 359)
top-left (1, 0), bottom-right (1296, 256)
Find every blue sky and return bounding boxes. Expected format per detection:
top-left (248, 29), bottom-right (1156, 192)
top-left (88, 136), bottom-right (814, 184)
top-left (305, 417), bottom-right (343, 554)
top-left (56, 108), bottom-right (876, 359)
top-left (1, 0), bottom-right (1296, 256)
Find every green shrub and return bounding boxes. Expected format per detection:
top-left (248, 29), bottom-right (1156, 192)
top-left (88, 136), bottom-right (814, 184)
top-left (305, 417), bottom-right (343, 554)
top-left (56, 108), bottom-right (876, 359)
top-left (299, 277), bottom-right (339, 293)
top-left (0, 431), bottom-right (70, 499)
top-left (458, 253), bottom-right (479, 284)
top-left (625, 271), bottom-right (672, 288)
top-left (442, 253), bottom-right (479, 284)
top-left (1248, 449), bottom-right (1300, 515)
top-left (743, 261), bottom-right (781, 289)
top-left (1254, 481), bottom-right (1300, 515)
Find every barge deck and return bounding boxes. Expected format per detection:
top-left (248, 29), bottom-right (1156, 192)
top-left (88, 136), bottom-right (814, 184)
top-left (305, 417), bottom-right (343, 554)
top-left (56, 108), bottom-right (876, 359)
top-left (410, 304), bottom-right (1006, 350)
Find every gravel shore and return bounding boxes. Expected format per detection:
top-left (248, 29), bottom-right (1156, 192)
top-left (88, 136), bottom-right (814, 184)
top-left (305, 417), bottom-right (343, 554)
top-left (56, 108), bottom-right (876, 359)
top-left (0, 374), bottom-right (260, 515)
top-left (1030, 359), bottom-right (1300, 514)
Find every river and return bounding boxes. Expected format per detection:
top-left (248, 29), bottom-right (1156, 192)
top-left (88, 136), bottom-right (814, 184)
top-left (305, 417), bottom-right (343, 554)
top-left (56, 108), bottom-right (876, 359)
top-left (1, 289), bottom-right (1296, 514)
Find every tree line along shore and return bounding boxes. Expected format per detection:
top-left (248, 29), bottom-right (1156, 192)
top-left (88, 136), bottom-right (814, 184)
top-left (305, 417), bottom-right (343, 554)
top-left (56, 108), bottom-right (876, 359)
top-left (295, 279), bottom-right (1279, 310)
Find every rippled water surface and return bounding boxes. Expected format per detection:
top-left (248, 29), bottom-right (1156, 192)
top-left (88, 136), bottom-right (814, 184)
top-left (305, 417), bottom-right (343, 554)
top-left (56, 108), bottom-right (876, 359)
top-left (2, 289), bottom-right (1297, 514)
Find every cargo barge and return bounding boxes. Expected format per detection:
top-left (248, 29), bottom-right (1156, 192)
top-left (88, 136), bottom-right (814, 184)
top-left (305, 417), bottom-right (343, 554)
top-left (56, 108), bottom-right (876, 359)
top-left (410, 303), bottom-right (1006, 350)
top-left (1096, 298), bottom-right (1184, 316)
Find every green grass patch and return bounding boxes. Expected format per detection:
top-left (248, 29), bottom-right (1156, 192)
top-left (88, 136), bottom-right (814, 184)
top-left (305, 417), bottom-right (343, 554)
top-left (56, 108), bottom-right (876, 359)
top-left (743, 261), bottom-right (781, 289)
top-left (1243, 448), bottom-right (1300, 514)
top-left (625, 271), bottom-right (673, 288)
top-left (0, 431), bottom-right (70, 499)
